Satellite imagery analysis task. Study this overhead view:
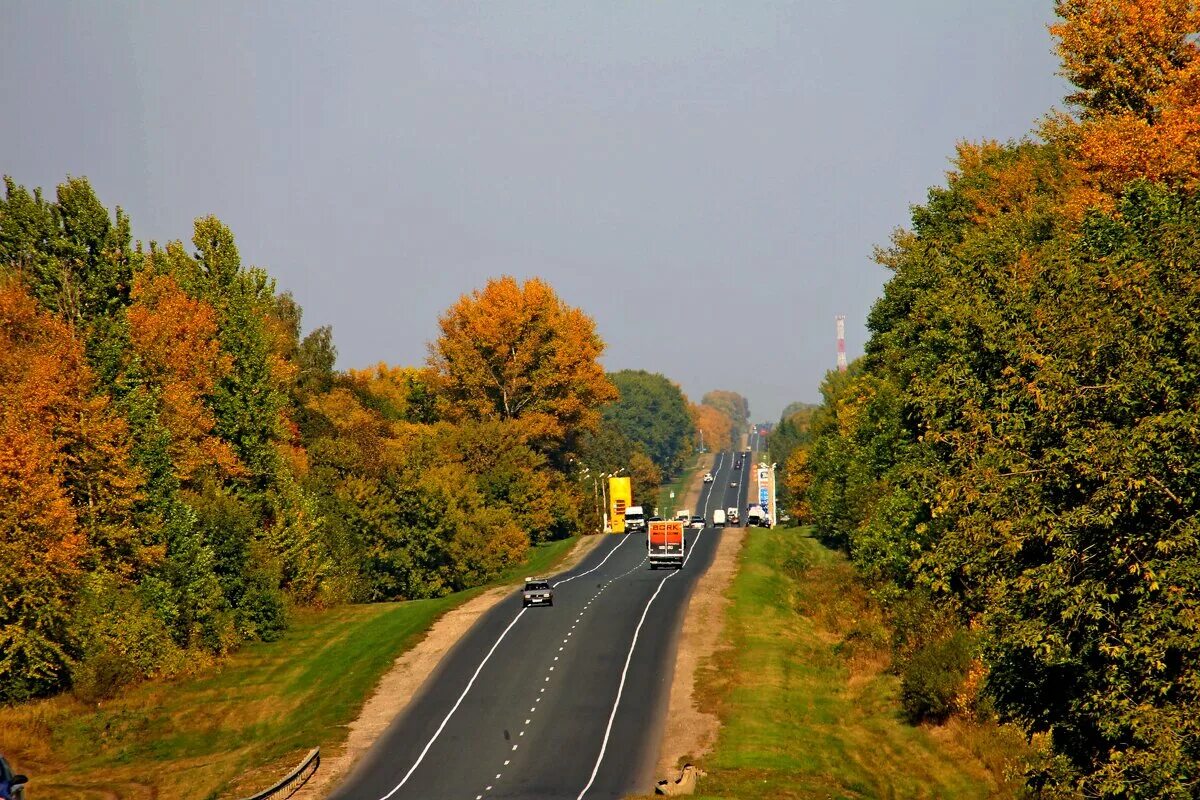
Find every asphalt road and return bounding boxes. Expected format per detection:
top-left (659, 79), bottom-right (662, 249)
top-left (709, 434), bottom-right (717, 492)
top-left (330, 447), bottom-right (757, 800)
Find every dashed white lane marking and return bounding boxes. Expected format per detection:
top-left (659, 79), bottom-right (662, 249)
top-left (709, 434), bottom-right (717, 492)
top-left (553, 533), bottom-right (631, 588)
top-left (575, 528), bottom-right (709, 800)
top-left (374, 607), bottom-right (529, 800)
top-left (479, 542), bottom-right (651, 800)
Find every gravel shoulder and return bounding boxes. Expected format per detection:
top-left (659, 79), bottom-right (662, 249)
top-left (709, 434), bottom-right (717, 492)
top-left (654, 526), bottom-right (746, 781)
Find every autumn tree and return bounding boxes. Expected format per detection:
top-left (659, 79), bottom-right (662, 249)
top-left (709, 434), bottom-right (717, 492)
top-left (0, 279), bottom-right (140, 700)
top-left (1052, 0), bottom-right (1200, 194)
top-left (428, 276), bottom-right (617, 452)
top-left (1052, 0), bottom-right (1200, 120)
top-left (690, 402), bottom-right (733, 453)
top-left (701, 390), bottom-right (750, 435)
top-left (126, 264), bottom-right (242, 487)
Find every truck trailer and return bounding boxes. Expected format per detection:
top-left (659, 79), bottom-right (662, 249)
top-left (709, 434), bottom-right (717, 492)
top-left (648, 519), bottom-right (686, 569)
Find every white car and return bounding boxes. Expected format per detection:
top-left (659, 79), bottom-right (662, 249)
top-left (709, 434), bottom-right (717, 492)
top-left (703, 472), bottom-right (714, 483)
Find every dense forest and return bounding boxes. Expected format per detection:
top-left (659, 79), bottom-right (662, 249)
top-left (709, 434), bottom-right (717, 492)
top-left (0, 185), bottom-right (737, 706)
top-left (798, 3), bottom-right (1200, 796)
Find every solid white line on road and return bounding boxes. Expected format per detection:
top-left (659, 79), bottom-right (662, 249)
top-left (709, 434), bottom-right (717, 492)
top-left (374, 607), bottom-right (529, 800)
top-left (575, 527), bottom-right (709, 800)
top-left (554, 533), bottom-right (632, 588)
top-left (700, 453), bottom-right (726, 518)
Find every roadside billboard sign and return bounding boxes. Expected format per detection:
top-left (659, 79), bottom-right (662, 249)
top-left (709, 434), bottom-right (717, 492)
top-left (609, 476), bottom-right (632, 533)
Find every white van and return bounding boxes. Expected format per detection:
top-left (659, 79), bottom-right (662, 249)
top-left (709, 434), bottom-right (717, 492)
top-left (624, 505), bottom-right (646, 533)
top-left (712, 508), bottom-right (726, 527)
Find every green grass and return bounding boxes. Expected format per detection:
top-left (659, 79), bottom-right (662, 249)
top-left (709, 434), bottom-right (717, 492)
top-left (3, 536), bottom-right (582, 800)
top-left (688, 529), bottom-right (1026, 800)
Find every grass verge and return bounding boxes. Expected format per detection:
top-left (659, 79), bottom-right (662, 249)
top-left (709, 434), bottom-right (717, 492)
top-left (2, 535), bottom-right (582, 800)
top-left (688, 528), bottom-right (1028, 800)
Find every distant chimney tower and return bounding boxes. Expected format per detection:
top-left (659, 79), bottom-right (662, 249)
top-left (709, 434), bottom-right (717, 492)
top-left (836, 315), bottom-right (847, 372)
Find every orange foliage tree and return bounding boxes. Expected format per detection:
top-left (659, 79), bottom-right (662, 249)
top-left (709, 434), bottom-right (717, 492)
top-left (0, 279), bottom-right (140, 701)
top-left (1052, 0), bottom-right (1200, 193)
top-left (428, 277), bottom-right (617, 450)
top-left (690, 403), bottom-right (733, 452)
top-left (126, 266), bottom-right (243, 486)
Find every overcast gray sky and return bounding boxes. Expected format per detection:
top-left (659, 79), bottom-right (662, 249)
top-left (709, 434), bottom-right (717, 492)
top-left (2, 1), bottom-right (1067, 420)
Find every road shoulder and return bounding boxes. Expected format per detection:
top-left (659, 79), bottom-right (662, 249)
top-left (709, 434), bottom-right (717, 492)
top-left (653, 526), bottom-right (746, 782)
top-left (303, 533), bottom-right (607, 797)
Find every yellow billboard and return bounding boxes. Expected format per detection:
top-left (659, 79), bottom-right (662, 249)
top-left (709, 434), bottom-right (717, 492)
top-left (609, 476), bottom-right (632, 533)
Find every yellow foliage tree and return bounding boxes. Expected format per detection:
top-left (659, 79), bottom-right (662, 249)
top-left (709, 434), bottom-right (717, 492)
top-left (428, 276), bottom-right (617, 449)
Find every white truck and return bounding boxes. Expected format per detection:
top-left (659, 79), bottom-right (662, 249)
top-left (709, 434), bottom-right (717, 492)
top-left (674, 509), bottom-right (691, 523)
top-left (712, 508), bottom-right (726, 527)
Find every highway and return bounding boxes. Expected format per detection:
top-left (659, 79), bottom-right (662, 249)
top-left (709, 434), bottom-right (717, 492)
top-left (330, 446), bottom-right (757, 800)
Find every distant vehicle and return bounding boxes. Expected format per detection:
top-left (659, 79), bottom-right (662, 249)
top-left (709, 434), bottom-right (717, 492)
top-left (0, 756), bottom-right (27, 800)
top-left (648, 519), bottom-right (686, 569)
top-left (649, 515), bottom-right (663, 523)
top-left (675, 509), bottom-right (691, 523)
top-left (733, 461), bottom-right (741, 470)
top-left (746, 506), bottom-right (768, 527)
top-left (522, 578), bottom-right (553, 608)
top-left (712, 508), bottom-right (726, 527)
top-left (689, 515), bottom-right (705, 529)
top-left (703, 472), bottom-right (714, 483)
top-left (729, 481), bottom-right (737, 488)
top-left (624, 505), bottom-right (647, 533)
top-left (726, 507), bottom-right (740, 525)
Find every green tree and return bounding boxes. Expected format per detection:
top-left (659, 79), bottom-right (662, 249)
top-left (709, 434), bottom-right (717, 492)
top-left (603, 370), bottom-right (694, 477)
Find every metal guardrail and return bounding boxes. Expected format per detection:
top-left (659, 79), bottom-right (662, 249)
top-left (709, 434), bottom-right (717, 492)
top-left (239, 747), bottom-right (319, 800)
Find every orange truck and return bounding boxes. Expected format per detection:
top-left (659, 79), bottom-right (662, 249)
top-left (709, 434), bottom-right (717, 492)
top-left (648, 519), bottom-right (686, 570)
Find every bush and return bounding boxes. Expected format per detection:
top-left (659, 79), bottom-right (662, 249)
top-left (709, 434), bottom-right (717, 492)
top-left (900, 629), bottom-right (976, 724)
top-left (72, 647), bottom-right (136, 703)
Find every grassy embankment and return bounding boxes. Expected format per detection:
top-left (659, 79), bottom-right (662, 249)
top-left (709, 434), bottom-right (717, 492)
top-left (3, 536), bottom-right (582, 800)
top-left (690, 528), bottom-right (1028, 800)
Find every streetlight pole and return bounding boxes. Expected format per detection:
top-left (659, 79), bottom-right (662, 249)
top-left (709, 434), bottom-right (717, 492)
top-left (600, 473), bottom-right (610, 533)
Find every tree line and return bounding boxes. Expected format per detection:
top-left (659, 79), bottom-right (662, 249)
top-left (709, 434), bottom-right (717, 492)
top-left (0, 184), bottom-right (742, 705)
top-left (797, 3), bottom-right (1200, 796)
